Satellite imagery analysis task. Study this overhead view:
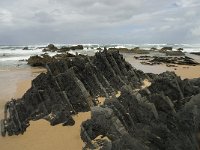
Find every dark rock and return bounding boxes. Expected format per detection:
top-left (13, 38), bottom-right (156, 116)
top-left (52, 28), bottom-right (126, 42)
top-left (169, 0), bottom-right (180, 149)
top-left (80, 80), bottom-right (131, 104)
top-left (27, 54), bottom-right (55, 67)
top-left (191, 52), bottom-right (200, 56)
top-left (160, 47), bottom-right (173, 51)
top-left (57, 46), bottom-right (70, 52)
top-left (81, 73), bottom-right (200, 150)
top-left (177, 48), bottom-right (184, 51)
top-left (1, 50), bottom-right (147, 136)
top-left (23, 47), bottom-right (29, 50)
top-left (130, 47), bottom-right (150, 54)
top-left (42, 44), bottom-right (58, 52)
top-left (70, 45), bottom-right (84, 50)
top-left (47, 44), bottom-right (58, 51)
top-left (150, 47), bottom-right (158, 51)
top-left (165, 51), bottom-right (185, 56)
top-left (147, 56), bottom-right (199, 66)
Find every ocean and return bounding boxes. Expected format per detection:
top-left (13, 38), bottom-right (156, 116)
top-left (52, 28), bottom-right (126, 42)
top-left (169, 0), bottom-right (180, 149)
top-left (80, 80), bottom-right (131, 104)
top-left (0, 44), bottom-right (200, 70)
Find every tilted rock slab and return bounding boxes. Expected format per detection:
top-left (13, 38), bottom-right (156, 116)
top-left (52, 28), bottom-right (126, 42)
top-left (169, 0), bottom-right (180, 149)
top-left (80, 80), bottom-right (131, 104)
top-left (1, 50), bottom-right (147, 136)
top-left (81, 72), bottom-right (200, 150)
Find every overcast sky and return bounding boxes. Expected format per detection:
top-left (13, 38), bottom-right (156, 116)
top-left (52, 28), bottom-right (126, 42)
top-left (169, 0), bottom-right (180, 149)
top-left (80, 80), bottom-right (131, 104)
top-left (0, 0), bottom-right (200, 45)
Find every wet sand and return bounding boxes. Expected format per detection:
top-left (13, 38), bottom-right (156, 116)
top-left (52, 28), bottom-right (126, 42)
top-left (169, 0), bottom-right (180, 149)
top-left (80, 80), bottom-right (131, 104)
top-left (0, 113), bottom-right (90, 150)
top-left (123, 53), bottom-right (200, 79)
top-left (0, 54), bottom-right (200, 150)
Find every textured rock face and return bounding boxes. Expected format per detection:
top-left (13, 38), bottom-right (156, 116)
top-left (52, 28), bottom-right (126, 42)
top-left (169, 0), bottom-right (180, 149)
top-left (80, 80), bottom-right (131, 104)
top-left (81, 72), bottom-right (200, 150)
top-left (1, 50), bottom-right (147, 137)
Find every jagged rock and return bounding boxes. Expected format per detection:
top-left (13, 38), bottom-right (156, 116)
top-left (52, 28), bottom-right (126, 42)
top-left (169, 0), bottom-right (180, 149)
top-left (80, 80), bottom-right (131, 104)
top-left (27, 54), bottom-right (55, 67)
top-left (27, 53), bottom-right (77, 67)
top-left (81, 75), bottom-right (200, 150)
top-left (1, 50), bottom-right (147, 136)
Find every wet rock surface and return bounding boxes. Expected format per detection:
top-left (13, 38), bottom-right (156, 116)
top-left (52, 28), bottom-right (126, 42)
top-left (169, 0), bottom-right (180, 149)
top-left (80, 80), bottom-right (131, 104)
top-left (81, 72), bottom-right (200, 150)
top-left (1, 50), bottom-right (147, 137)
top-left (134, 55), bottom-right (199, 66)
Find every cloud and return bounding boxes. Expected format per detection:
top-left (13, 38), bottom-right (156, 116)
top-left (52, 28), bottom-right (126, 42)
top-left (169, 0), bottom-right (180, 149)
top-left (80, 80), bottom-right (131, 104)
top-left (0, 0), bottom-right (199, 44)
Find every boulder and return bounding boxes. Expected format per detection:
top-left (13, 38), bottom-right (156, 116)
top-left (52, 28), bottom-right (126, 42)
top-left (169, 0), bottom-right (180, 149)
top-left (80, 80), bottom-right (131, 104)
top-left (160, 47), bottom-right (173, 51)
top-left (23, 47), bottom-right (28, 50)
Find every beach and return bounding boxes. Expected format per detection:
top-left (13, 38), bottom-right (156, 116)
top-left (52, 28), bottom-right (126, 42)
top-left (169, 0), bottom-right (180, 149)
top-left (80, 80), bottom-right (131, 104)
top-left (0, 67), bottom-right (90, 150)
top-left (0, 52), bottom-right (200, 150)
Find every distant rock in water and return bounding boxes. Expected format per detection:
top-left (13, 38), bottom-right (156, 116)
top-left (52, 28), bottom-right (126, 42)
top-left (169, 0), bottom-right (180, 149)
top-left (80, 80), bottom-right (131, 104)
top-left (42, 44), bottom-right (84, 52)
top-left (191, 52), bottom-right (200, 56)
top-left (160, 46), bottom-right (173, 51)
top-left (108, 47), bottom-right (150, 54)
top-left (43, 44), bottom-right (58, 52)
top-left (177, 48), bottom-right (184, 51)
top-left (23, 47), bottom-right (29, 50)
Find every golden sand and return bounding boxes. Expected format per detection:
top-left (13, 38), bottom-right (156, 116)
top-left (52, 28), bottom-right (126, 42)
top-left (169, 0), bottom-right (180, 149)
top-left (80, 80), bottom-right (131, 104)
top-left (0, 112), bottom-right (90, 150)
top-left (0, 67), bottom-right (90, 150)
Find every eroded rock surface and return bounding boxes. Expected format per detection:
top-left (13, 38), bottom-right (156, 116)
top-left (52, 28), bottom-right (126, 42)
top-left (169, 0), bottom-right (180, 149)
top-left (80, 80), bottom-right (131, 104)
top-left (1, 50), bottom-right (147, 136)
top-left (81, 72), bottom-right (200, 150)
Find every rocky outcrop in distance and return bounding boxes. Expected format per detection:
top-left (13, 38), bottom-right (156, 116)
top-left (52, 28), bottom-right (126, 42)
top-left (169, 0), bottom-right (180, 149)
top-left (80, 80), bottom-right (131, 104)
top-left (134, 55), bottom-right (199, 66)
top-left (42, 44), bottom-right (84, 52)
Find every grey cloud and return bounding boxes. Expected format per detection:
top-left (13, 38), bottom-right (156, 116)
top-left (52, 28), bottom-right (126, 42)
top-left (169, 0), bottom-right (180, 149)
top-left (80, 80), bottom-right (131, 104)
top-left (0, 0), bottom-right (200, 44)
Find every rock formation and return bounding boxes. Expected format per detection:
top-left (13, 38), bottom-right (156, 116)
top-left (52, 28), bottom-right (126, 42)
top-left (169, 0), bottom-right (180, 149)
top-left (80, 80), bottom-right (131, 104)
top-left (42, 44), bottom-right (84, 52)
top-left (81, 71), bottom-right (200, 150)
top-left (134, 55), bottom-right (199, 66)
top-left (1, 50), bottom-right (147, 136)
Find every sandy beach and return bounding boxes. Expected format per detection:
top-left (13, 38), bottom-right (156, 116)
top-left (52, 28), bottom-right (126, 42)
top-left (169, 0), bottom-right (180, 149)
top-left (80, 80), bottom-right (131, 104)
top-left (0, 54), bottom-right (200, 150)
top-left (123, 53), bottom-right (200, 79)
top-left (0, 67), bottom-right (91, 150)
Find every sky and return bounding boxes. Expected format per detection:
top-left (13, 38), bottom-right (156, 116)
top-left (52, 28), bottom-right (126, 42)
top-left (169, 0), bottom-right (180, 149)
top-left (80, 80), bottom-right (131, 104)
top-left (0, 0), bottom-right (200, 45)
